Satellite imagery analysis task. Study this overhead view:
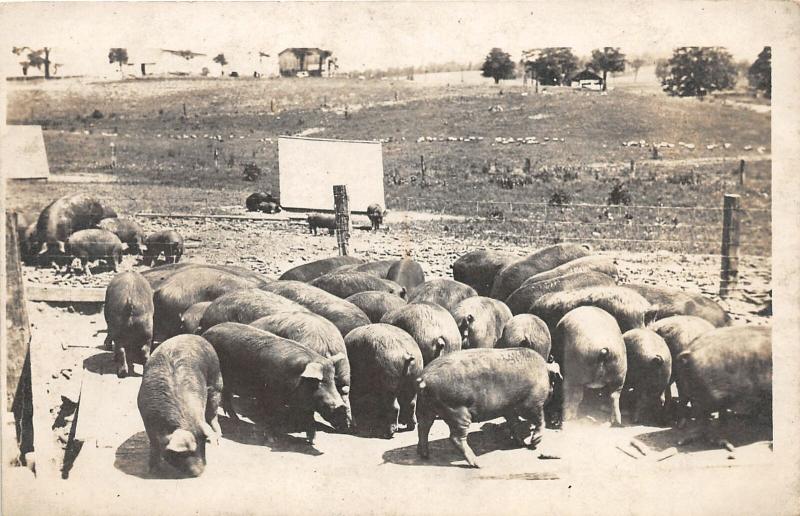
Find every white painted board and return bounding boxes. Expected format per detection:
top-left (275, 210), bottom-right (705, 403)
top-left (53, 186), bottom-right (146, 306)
top-left (1, 125), bottom-right (50, 179)
top-left (278, 136), bottom-right (384, 212)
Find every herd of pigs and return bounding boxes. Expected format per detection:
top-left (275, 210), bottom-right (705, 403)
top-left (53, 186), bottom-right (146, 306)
top-left (13, 193), bottom-right (771, 477)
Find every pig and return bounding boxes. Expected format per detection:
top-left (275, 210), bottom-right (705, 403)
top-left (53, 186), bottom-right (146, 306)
top-left (20, 221), bottom-right (39, 265)
top-left (141, 262), bottom-right (196, 289)
top-left (307, 213), bottom-right (336, 235)
top-left (310, 271), bottom-right (406, 299)
top-left (344, 324), bottom-right (422, 437)
top-left (416, 348), bottom-right (558, 468)
top-left (35, 193), bottom-right (118, 262)
top-left (648, 315), bottom-right (715, 423)
top-left (407, 278), bottom-right (478, 316)
top-left (279, 256), bottom-right (365, 282)
top-left (451, 249), bottom-right (517, 296)
top-left (345, 291), bottom-right (408, 323)
top-left (452, 296), bottom-right (513, 349)
top-left (334, 259), bottom-right (399, 278)
top-left (366, 203), bottom-right (388, 231)
top-left (56, 229), bottom-right (123, 276)
top-left (520, 255), bottom-right (618, 286)
top-left (626, 284), bottom-right (731, 327)
top-left (246, 192), bottom-right (277, 211)
top-left (96, 217), bottom-right (145, 254)
top-left (504, 270), bottom-right (616, 315)
top-left (180, 301), bottom-right (212, 335)
top-left (380, 302), bottom-right (461, 365)
top-left (552, 306), bottom-right (627, 426)
top-left (197, 288), bottom-right (307, 333)
top-left (489, 243), bottom-right (592, 301)
top-left (137, 334), bottom-right (223, 477)
top-left (257, 201), bottom-right (281, 214)
top-left (387, 258), bottom-right (426, 292)
top-left (104, 271), bottom-right (154, 378)
top-left (496, 314), bottom-right (552, 360)
top-left (142, 230), bottom-right (184, 266)
top-left (250, 312), bottom-right (352, 427)
top-left (153, 267), bottom-right (264, 341)
top-left (531, 285), bottom-right (651, 334)
top-left (260, 280), bottom-right (371, 337)
top-left (675, 325), bottom-right (771, 432)
top-left (201, 323), bottom-right (349, 443)
top-left (621, 329), bottom-right (672, 424)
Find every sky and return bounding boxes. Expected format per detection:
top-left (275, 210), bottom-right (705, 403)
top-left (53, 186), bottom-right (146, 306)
top-left (0, 1), bottom-right (790, 76)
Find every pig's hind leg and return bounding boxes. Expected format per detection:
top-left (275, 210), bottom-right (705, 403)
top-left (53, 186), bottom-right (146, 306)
top-left (444, 407), bottom-right (479, 468)
top-left (503, 413), bottom-right (530, 447)
top-left (221, 390), bottom-right (240, 423)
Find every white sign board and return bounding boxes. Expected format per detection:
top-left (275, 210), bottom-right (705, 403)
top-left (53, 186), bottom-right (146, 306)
top-left (278, 136), bottom-right (384, 212)
top-left (1, 125), bottom-right (50, 180)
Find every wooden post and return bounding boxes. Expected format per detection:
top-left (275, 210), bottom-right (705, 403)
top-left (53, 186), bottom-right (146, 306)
top-left (394, 91), bottom-right (398, 102)
top-left (5, 213), bottom-right (33, 461)
top-left (270, 98), bottom-right (275, 113)
top-left (524, 157), bottom-right (531, 175)
top-left (213, 147), bottom-right (219, 170)
top-left (333, 185), bottom-right (351, 256)
top-left (110, 142), bottom-right (116, 169)
top-left (719, 194), bottom-right (741, 298)
top-left (630, 159), bottom-right (636, 178)
top-left (182, 102), bottom-right (187, 117)
top-left (739, 159), bottom-right (746, 186)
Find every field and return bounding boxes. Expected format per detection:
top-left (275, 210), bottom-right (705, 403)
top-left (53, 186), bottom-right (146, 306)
top-left (4, 75), bottom-right (776, 514)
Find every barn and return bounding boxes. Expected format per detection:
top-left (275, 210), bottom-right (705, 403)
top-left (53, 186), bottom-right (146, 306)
top-left (568, 69), bottom-right (603, 90)
top-left (278, 48), bottom-right (333, 77)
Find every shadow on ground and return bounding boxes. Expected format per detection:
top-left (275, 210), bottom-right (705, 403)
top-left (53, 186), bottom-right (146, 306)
top-left (82, 352), bottom-right (117, 375)
top-left (634, 416), bottom-right (773, 453)
top-left (382, 426), bottom-right (519, 468)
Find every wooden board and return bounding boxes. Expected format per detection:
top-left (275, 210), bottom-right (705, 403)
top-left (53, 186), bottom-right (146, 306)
top-left (136, 212), bottom-right (290, 221)
top-left (25, 286), bottom-right (106, 303)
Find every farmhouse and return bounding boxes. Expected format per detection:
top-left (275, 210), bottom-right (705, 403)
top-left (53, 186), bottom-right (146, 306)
top-left (568, 69), bottom-right (603, 90)
top-left (278, 48), bottom-right (333, 77)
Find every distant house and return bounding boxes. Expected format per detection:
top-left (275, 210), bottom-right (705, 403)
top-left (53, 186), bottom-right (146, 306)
top-left (568, 69), bottom-right (603, 90)
top-left (278, 48), bottom-right (333, 77)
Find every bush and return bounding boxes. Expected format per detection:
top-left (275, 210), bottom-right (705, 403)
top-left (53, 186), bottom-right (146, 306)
top-left (666, 171), bottom-right (698, 186)
top-left (91, 109), bottom-right (104, 119)
top-left (243, 163), bottom-right (261, 181)
top-left (607, 182), bottom-right (632, 205)
top-left (548, 189), bottom-right (572, 206)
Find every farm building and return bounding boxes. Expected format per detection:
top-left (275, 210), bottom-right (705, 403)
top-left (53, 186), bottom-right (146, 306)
top-left (568, 69), bottom-right (603, 90)
top-left (278, 48), bottom-right (334, 77)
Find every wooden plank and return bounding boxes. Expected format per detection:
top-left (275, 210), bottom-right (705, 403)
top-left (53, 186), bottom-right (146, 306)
top-left (26, 286), bottom-right (106, 303)
top-left (719, 194), bottom-right (741, 298)
top-left (136, 212), bottom-right (290, 221)
top-left (5, 212), bottom-right (31, 406)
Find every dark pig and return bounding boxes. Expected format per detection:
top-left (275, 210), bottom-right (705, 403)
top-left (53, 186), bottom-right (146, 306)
top-left (496, 314), bottom-right (552, 360)
top-left (345, 291), bottom-right (408, 323)
top-left (260, 280), bottom-right (371, 337)
top-left (307, 213), bottom-right (336, 235)
top-left (141, 263), bottom-right (269, 290)
top-left (627, 284), bottom-right (731, 327)
top-left (451, 249), bottom-right (517, 296)
top-left (380, 302), bottom-right (461, 365)
top-left (416, 348), bottom-right (558, 468)
top-left (366, 203), bottom-right (388, 231)
top-left (334, 259), bottom-right (399, 278)
top-left (407, 278), bottom-right (478, 316)
top-left (676, 325), bottom-right (771, 430)
top-left (311, 271), bottom-right (406, 299)
top-left (520, 255), bottom-right (618, 286)
top-left (531, 285), bottom-right (651, 333)
top-left (97, 217), bottom-right (145, 254)
top-left (35, 193), bottom-right (117, 261)
top-left (489, 243), bottom-right (592, 301)
top-left (153, 268), bottom-right (264, 341)
top-left (180, 302), bottom-right (212, 335)
top-left (20, 221), bottom-right (39, 265)
top-left (553, 306), bottom-right (627, 426)
top-left (258, 201), bottom-right (281, 214)
top-left (202, 323), bottom-right (348, 443)
top-left (104, 271), bottom-right (155, 377)
top-left (279, 256), bottom-right (365, 282)
top-left (197, 288), bottom-right (307, 332)
top-left (387, 258), bottom-right (425, 292)
top-left (246, 192), bottom-right (277, 211)
top-left (344, 324), bottom-right (422, 438)
top-left (250, 312), bottom-right (352, 427)
top-left (505, 271), bottom-right (616, 315)
top-left (142, 230), bottom-right (184, 266)
top-left (137, 335), bottom-right (223, 477)
top-left (452, 296), bottom-right (513, 349)
top-left (57, 229), bottom-right (123, 275)
top-left (621, 329), bottom-right (671, 424)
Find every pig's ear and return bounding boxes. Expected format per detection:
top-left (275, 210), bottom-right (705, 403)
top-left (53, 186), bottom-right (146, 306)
top-left (301, 362), bottom-right (324, 381)
top-left (166, 429), bottom-right (197, 453)
top-left (466, 314), bottom-right (475, 324)
top-left (330, 353), bottom-right (346, 364)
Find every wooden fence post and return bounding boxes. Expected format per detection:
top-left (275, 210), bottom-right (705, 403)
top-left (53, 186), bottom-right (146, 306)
top-left (739, 159), bottom-right (746, 186)
top-left (630, 159), bottom-right (636, 179)
top-left (333, 185), bottom-right (351, 256)
top-left (524, 157), bottom-right (531, 175)
top-left (110, 142), bottom-right (116, 169)
top-left (719, 194), bottom-right (741, 298)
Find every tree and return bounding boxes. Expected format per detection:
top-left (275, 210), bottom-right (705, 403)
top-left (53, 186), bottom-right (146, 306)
top-left (629, 57), bottom-right (646, 82)
top-left (481, 48), bottom-right (515, 84)
top-left (654, 58), bottom-right (670, 83)
top-left (589, 47), bottom-right (626, 91)
top-left (213, 53), bottom-right (228, 75)
top-left (108, 48), bottom-right (129, 75)
top-left (13, 46), bottom-right (54, 78)
top-left (522, 47), bottom-right (578, 86)
top-left (748, 46), bottom-right (771, 98)
top-left (661, 47), bottom-right (737, 97)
